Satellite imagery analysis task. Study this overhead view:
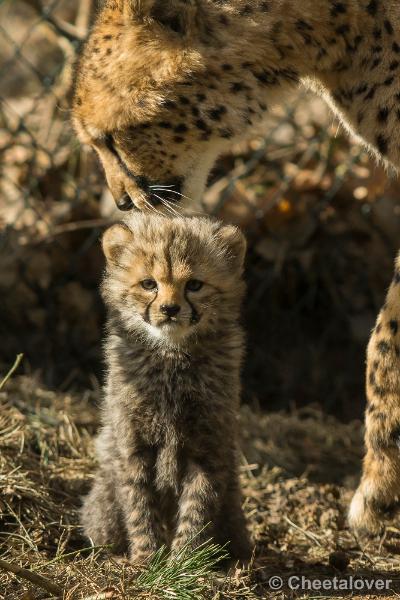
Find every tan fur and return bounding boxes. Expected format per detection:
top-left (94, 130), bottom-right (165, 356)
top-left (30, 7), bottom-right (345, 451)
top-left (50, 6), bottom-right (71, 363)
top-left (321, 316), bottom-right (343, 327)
top-left (73, 0), bottom-right (400, 211)
top-left (81, 214), bottom-right (252, 562)
top-left (349, 254), bottom-right (400, 532)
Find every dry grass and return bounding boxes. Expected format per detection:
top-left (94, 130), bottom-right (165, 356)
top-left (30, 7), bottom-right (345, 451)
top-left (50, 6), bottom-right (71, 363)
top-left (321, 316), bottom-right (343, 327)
top-left (2, 373), bottom-right (400, 599)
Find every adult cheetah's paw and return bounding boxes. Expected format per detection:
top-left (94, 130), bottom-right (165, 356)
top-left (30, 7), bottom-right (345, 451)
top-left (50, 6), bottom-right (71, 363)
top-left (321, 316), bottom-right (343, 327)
top-left (348, 487), bottom-right (382, 533)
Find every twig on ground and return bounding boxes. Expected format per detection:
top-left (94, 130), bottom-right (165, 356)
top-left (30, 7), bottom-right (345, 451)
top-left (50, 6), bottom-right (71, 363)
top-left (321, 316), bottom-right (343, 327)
top-left (0, 354), bottom-right (23, 391)
top-left (284, 516), bottom-right (323, 547)
top-left (79, 593), bottom-right (116, 600)
top-left (0, 558), bottom-right (63, 596)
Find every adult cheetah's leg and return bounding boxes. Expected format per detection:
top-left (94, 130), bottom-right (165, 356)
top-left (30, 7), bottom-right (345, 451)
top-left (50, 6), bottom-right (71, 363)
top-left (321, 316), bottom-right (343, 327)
top-left (349, 253), bottom-right (400, 532)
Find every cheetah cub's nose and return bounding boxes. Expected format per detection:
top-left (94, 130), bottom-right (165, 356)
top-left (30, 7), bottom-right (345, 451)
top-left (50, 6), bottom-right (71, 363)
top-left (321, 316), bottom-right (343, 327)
top-left (160, 304), bottom-right (181, 318)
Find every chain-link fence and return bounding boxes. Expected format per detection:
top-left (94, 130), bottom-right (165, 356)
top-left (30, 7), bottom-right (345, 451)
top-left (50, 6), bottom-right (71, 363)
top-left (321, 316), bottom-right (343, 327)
top-left (2, 0), bottom-right (400, 419)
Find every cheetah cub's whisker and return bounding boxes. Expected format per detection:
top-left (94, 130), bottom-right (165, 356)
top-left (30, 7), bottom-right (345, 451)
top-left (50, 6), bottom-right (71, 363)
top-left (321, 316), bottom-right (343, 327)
top-left (81, 213), bottom-right (252, 564)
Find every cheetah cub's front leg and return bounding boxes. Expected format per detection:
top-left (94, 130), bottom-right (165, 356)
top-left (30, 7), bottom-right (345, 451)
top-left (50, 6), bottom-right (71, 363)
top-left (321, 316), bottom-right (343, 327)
top-left (172, 462), bottom-right (218, 553)
top-left (349, 254), bottom-right (400, 533)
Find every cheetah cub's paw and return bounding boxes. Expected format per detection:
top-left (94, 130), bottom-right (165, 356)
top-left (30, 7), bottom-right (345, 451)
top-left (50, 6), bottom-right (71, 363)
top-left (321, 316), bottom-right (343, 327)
top-left (128, 548), bottom-right (156, 566)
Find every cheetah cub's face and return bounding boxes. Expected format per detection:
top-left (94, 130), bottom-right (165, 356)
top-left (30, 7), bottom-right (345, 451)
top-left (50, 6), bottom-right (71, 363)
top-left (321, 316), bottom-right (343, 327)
top-left (101, 214), bottom-right (246, 344)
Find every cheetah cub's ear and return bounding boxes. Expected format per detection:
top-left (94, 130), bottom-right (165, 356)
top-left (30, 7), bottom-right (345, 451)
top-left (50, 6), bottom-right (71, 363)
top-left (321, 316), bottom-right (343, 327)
top-left (124, 0), bottom-right (197, 36)
top-left (216, 225), bottom-right (247, 273)
top-left (102, 224), bottom-right (133, 266)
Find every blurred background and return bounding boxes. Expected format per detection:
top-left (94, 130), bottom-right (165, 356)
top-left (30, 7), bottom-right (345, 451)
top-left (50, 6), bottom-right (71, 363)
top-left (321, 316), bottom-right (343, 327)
top-left (2, 0), bottom-right (400, 422)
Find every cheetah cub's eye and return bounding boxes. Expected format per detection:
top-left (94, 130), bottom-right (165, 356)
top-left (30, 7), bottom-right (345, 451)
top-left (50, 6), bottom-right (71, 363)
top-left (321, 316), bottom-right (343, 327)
top-left (186, 279), bottom-right (203, 292)
top-left (141, 279), bottom-right (158, 290)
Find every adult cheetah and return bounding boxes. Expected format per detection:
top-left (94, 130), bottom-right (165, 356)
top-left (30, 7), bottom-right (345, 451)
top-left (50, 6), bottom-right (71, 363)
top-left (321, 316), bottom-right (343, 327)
top-left (72, 0), bottom-right (400, 533)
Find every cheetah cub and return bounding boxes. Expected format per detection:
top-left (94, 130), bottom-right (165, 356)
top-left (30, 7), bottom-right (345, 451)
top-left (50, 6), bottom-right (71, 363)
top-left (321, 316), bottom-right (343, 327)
top-left (81, 214), bottom-right (252, 563)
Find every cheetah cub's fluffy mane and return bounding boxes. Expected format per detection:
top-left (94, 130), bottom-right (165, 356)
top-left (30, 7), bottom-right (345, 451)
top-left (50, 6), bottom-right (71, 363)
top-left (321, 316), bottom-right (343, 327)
top-left (101, 213), bottom-right (246, 348)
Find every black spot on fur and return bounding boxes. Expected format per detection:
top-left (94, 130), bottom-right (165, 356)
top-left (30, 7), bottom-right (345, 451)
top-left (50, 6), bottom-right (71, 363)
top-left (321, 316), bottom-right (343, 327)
top-left (377, 340), bottom-right (390, 355)
top-left (373, 27), bottom-right (382, 40)
top-left (384, 19), bottom-right (394, 35)
top-left (366, 0), bottom-right (378, 15)
top-left (331, 2), bottom-right (347, 17)
top-left (369, 370), bottom-right (376, 386)
top-left (296, 19), bottom-right (313, 31)
top-left (371, 57), bottom-right (382, 69)
top-left (253, 70), bottom-right (277, 85)
top-left (218, 128), bottom-right (233, 139)
top-left (174, 123), bottom-right (188, 133)
top-left (335, 24), bottom-right (350, 35)
top-left (195, 119), bottom-right (209, 132)
top-left (164, 100), bottom-right (176, 109)
top-left (365, 85), bottom-right (377, 100)
top-left (355, 82), bottom-right (368, 95)
top-left (390, 320), bottom-right (398, 335)
top-left (377, 107), bottom-right (389, 123)
top-left (390, 425), bottom-right (400, 446)
top-left (208, 106), bottom-right (227, 120)
top-left (376, 133), bottom-right (388, 155)
top-left (240, 4), bottom-right (252, 15)
top-left (230, 81), bottom-right (247, 93)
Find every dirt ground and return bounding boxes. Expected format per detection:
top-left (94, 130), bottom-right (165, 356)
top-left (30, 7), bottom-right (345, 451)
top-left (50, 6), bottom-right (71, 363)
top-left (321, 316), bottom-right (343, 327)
top-left (1, 375), bottom-right (400, 599)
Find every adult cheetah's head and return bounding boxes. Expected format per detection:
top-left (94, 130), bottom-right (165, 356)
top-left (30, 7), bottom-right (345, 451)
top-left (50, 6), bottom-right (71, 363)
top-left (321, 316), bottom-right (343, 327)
top-left (72, 0), bottom-right (257, 213)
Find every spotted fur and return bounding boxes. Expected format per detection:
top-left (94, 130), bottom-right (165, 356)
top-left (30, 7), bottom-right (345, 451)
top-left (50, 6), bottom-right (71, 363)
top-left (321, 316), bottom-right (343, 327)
top-left (349, 253), bottom-right (400, 533)
top-left (81, 214), bottom-right (252, 562)
top-left (74, 0), bottom-right (400, 211)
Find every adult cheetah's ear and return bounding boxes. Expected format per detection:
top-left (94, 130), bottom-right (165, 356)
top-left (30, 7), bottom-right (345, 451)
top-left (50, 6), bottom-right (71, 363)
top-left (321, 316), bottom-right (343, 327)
top-left (102, 223), bottom-right (133, 266)
top-left (124, 0), bottom-right (198, 36)
top-left (216, 225), bottom-right (247, 273)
